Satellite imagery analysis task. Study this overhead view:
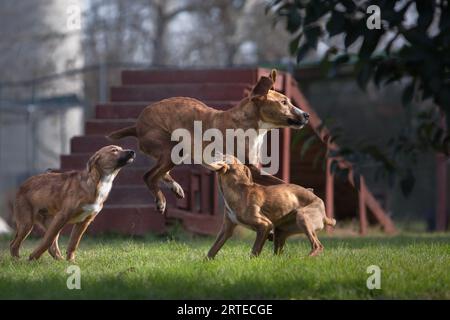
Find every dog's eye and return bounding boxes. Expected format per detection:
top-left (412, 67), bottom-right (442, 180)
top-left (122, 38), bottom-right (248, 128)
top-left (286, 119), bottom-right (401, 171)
top-left (112, 149), bottom-right (118, 153)
top-left (281, 100), bottom-right (288, 105)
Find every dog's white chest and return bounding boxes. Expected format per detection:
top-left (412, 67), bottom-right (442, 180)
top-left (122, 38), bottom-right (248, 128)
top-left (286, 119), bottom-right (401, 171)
top-left (223, 198), bottom-right (240, 225)
top-left (219, 184), bottom-right (244, 226)
top-left (248, 125), bottom-right (269, 163)
top-left (74, 174), bottom-right (115, 223)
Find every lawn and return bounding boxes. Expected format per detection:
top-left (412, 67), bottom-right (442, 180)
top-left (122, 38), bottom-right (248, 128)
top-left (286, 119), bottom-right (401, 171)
top-left (0, 232), bottom-right (449, 299)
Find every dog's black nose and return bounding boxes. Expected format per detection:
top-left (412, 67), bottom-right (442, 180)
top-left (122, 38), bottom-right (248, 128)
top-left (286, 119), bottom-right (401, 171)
top-left (127, 150), bottom-right (136, 158)
top-left (303, 112), bottom-right (310, 120)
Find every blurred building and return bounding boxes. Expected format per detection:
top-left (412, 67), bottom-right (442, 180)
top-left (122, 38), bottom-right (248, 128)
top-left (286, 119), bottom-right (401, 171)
top-left (0, 0), bottom-right (85, 216)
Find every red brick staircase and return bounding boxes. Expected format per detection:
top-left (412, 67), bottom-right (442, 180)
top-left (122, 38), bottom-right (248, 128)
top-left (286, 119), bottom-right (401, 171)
top-left (59, 68), bottom-right (396, 236)
top-left (60, 69), bottom-right (276, 236)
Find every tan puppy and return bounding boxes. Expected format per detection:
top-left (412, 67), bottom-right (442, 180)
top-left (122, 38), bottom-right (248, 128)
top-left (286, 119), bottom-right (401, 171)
top-left (108, 70), bottom-right (310, 214)
top-left (10, 145), bottom-right (135, 261)
top-left (204, 155), bottom-right (336, 259)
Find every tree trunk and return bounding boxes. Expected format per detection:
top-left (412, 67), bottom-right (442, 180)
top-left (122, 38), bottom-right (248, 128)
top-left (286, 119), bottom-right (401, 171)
top-left (152, 4), bottom-right (167, 66)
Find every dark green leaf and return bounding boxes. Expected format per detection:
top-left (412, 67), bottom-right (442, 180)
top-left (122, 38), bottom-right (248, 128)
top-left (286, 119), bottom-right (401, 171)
top-left (300, 134), bottom-right (318, 159)
top-left (296, 43), bottom-right (310, 62)
top-left (431, 127), bottom-right (444, 146)
top-left (359, 29), bottom-right (383, 59)
top-left (336, 167), bottom-right (350, 181)
top-left (334, 54), bottom-right (349, 65)
top-left (289, 34), bottom-right (302, 55)
top-left (329, 133), bottom-right (341, 144)
top-left (415, 0), bottom-right (435, 31)
top-left (439, 4), bottom-right (450, 31)
top-left (304, 1), bottom-right (329, 26)
top-left (330, 159), bottom-right (339, 174)
top-left (291, 128), bottom-right (307, 146)
top-left (340, 0), bottom-right (356, 11)
top-left (402, 80), bottom-right (415, 107)
top-left (326, 11), bottom-right (345, 36)
top-left (344, 28), bottom-right (360, 48)
top-left (304, 25), bottom-right (322, 49)
top-left (402, 27), bottom-right (433, 48)
top-left (353, 168), bottom-right (361, 191)
top-left (312, 149), bottom-right (326, 170)
top-left (287, 8), bottom-right (302, 33)
top-left (357, 62), bottom-right (374, 90)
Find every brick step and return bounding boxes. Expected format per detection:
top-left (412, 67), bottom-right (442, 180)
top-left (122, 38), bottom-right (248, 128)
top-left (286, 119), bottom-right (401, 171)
top-left (166, 208), bottom-right (222, 236)
top-left (87, 205), bottom-right (166, 235)
top-left (110, 84), bottom-right (249, 102)
top-left (121, 68), bottom-right (258, 85)
top-left (113, 167), bottom-right (192, 186)
top-left (105, 185), bottom-right (187, 209)
top-left (61, 152), bottom-right (153, 170)
top-left (85, 119), bottom-right (136, 135)
top-left (55, 166), bottom-right (194, 187)
top-left (71, 135), bottom-right (137, 153)
top-left (95, 101), bottom-right (237, 119)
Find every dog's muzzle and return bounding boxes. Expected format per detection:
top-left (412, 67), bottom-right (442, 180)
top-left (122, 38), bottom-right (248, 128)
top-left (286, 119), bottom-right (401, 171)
top-left (287, 109), bottom-right (309, 128)
top-left (287, 112), bottom-right (309, 129)
top-left (117, 150), bottom-right (136, 167)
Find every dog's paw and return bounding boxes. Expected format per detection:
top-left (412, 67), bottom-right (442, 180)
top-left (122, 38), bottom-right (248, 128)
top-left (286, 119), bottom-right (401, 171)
top-left (308, 248), bottom-right (323, 257)
top-left (156, 200), bottom-right (166, 214)
top-left (52, 254), bottom-right (64, 261)
top-left (28, 254), bottom-right (39, 261)
top-left (171, 182), bottom-right (185, 199)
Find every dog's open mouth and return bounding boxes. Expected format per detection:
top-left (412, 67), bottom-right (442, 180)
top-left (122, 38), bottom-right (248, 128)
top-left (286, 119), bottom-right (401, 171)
top-left (287, 118), bottom-right (308, 128)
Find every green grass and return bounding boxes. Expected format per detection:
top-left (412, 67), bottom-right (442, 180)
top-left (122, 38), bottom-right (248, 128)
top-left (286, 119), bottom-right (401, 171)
top-left (0, 232), bottom-right (449, 299)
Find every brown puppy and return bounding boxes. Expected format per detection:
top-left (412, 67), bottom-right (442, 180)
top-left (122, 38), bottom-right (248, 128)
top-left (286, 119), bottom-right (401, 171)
top-left (10, 145), bottom-right (135, 261)
top-left (108, 70), bottom-right (309, 214)
top-left (204, 155), bottom-right (336, 259)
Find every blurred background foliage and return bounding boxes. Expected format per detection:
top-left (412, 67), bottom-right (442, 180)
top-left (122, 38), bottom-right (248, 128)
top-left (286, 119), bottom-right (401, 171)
top-left (269, 0), bottom-right (450, 196)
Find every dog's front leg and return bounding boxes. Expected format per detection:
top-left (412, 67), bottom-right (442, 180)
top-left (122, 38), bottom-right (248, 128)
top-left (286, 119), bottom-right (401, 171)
top-left (29, 210), bottom-right (72, 261)
top-left (66, 215), bottom-right (96, 262)
top-left (244, 208), bottom-right (273, 257)
top-left (206, 213), bottom-right (236, 259)
top-left (40, 217), bottom-right (63, 260)
top-left (296, 210), bottom-right (323, 257)
top-left (251, 224), bottom-right (272, 257)
top-left (273, 229), bottom-right (288, 255)
top-left (48, 232), bottom-right (63, 260)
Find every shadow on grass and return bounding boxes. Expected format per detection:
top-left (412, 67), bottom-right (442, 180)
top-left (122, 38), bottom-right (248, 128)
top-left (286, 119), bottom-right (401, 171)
top-left (0, 268), bottom-right (370, 300)
top-left (1, 232), bottom-right (448, 299)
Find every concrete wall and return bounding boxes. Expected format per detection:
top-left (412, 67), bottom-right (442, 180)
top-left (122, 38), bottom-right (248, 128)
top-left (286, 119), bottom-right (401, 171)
top-left (0, 105), bottom-right (83, 222)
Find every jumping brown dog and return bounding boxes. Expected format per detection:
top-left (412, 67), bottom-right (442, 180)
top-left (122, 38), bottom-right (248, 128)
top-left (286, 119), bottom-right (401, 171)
top-left (204, 155), bottom-right (336, 259)
top-left (10, 145), bottom-right (135, 261)
top-left (108, 70), bottom-right (309, 214)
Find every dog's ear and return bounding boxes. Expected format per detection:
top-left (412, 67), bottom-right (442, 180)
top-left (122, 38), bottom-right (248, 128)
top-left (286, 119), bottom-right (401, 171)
top-left (217, 163), bottom-right (229, 174)
top-left (244, 166), bottom-right (253, 182)
top-left (250, 76), bottom-right (274, 98)
top-left (87, 152), bottom-right (101, 173)
top-left (270, 69), bottom-right (277, 84)
top-left (204, 161), bottom-right (229, 174)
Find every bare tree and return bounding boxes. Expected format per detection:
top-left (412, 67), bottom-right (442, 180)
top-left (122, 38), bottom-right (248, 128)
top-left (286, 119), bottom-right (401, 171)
top-left (166, 0), bottom-right (292, 66)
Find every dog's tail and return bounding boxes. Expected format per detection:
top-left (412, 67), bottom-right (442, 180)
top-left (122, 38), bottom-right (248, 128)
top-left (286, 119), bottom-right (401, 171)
top-left (107, 126), bottom-right (137, 140)
top-left (323, 216), bottom-right (336, 227)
